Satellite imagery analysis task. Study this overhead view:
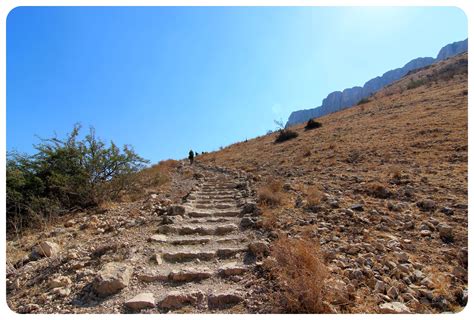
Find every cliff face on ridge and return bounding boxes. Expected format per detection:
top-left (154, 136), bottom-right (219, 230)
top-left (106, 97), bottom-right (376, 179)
top-left (286, 39), bottom-right (468, 127)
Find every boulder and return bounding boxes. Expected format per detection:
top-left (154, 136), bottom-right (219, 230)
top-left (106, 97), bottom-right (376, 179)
top-left (248, 241), bottom-right (269, 256)
top-left (379, 302), bottom-right (411, 313)
top-left (417, 199), bottom-right (436, 211)
top-left (167, 205), bottom-right (186, 216)
top-left (124, 292), bottom-right (156, 310)
top-left (438, 224), bottom-right (454, 243)
top-left (93, 262), bottom-right (133, 296)
top-left (33, 241), bottom-right (60, 258)
top-left (49, 276), bottom-right (72, 288)
top-left (241, 202), bottom-right (258, 214)
top-left (387, 286), bottom-right (399, 299)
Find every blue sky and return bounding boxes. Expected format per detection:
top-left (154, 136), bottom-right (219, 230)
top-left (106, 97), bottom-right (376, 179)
top-left (7, 6), bottom-right (467, 163)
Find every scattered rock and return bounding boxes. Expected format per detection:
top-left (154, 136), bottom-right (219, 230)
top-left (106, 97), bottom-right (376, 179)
top-left (374, 280), bottom-right (386, 293)
top-left (241, 202), bottom-right (258, 214)
top-left (440, 207), bottom-right (454, 216)
top-left (124, 293), bottom-right (156, 310)
top-left (208, 291), bottom-right (243, 309)
top-left (350, 204), bottom-right (364, 212)
top-left (33, 241), bottom-right (60, 258)
top-left (49, 276), bottom-right (72, 288)
top-left (379, 302), bottom-right (411, 313)
top-left (240, 217), bottom-right (255, 228)
top-left (438, 224), bottom-right (454, 243)
top-left (387, 286), bottom-right (399, 299)
top-left (167, 205), bottom-right (186, 216)
top-left (64, 219), bottom-right (75, 227)
top-left (148, 234), bottom-right (167, 243)
top-left (93, 262), bottom-right (133, 296)
top-left (248, 241), bottom-right (269, 256)
top-left (417, 199), bottom-right (436, 211)
top-left (158, 290), bottom-right (201, 309)
top-left (420, 230), bottom-right (431, 237)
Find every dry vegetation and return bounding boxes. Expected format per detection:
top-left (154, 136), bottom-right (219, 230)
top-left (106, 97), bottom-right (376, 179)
top-left (265, 235), bottom-right (328, 313)
top-left (199, 53), bottom-right (468, 313)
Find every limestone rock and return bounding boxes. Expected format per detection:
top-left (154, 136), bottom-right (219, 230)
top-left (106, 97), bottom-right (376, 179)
top-left (417, 199), bottom-right (436, 211)
top-left (33, 241), bottom-right (60, 258)
top-left (124, 292), bottom-right (156, 310)
top-left (438, 224), bottom-right (453, 243)
top-left (49, 276), bottom-right (72, 288)
top-left (248, 241), bottom-right (269, 256)
top-left (93, 262), bottom-right (133, 296)
top-left (379, 302), bottom-right (411, 313)
top-left (167, 205), bottom-right (186, 216)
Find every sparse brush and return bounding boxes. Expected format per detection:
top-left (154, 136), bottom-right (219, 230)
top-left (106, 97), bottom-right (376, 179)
top-left (357, 97), bottom-right (370, 105)
top-left (306, 186), bottom-right (323, 207)
top-left (258, 179), bottom-right (284, 207)
top-left (305, 119), bottom-right (323, 130)
top-left (267, 234), bottom-right (329, 313)
top-left (407, 78), bottom-right (426, 90)
top-left (261, 207), bottom-right (279, 231)
top-left (275, 129), bottom-right (298, 143)
top-left (302, 147), bottom-right (312, 157)
top-left (365, 182), bottom-right (391, 199)
top-left (346, 149), bottom-right (363, 163)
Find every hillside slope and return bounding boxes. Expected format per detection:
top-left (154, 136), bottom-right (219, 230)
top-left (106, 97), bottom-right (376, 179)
top-left (6, 53), bottom-right (467, 315)
top-left (199, 53), bottom-right (468, 313)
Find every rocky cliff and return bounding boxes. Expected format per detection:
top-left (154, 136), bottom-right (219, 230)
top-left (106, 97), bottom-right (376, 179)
top-left (286, 39), bottom-right (468, 127)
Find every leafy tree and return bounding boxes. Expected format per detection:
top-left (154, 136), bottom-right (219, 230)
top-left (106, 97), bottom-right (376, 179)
top-left (6, 124), bottom-right (149, 235)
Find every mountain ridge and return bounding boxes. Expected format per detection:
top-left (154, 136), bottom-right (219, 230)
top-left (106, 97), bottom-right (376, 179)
top-left (286, 38), bottom-right (468, 127)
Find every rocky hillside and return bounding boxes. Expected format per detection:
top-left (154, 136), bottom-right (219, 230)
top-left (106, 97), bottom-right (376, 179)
top-left (286, 38), bottom-right (467, 127)
top-left (199, 53), bottom-right (468, 313)
top-left (5, 53), bottom-right (467, 315)
top-left (7, 163), bottom-right (268, 314)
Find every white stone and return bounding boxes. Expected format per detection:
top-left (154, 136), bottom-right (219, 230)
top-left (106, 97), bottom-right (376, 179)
top-left (379, 302), bottom-right (411, 313)
top-left (124, 292), bottom-right (156, 310)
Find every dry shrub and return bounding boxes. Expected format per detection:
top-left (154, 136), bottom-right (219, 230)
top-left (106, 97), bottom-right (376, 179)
top-left (261, 206), bottom-right (279, 231)
top-left (302, 146), bottom-right (312, 157)
top-left (258, 179), bottom-right (284, 207)
top-left (268, 235), bottom-right (329, 313)
top-left (306, 186), bottom-right (323, 207)
top-left (365, 182), bottom-right (391, 199)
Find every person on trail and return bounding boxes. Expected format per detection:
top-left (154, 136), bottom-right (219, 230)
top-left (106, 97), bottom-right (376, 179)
top-left (188, 150), bottom-right (194, 165)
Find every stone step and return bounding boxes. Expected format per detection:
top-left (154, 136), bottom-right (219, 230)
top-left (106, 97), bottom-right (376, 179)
top-left (157, 223), bottom-right (239, 236)
top-left (188, 217), bottom-right (239, 224)
top-left (208, 291), bottom-right (244, 309)
top-left (187, 210), bottom-right (241, 218)
top-left (195, 203), bottom-right (235, 210)
top-left (168, 268), bottom-right (213, 282)
top-left (158, 290), bottom-right (204, 309)
top-left (162, 247), bottom-right (246, 263)
top-left (164, 235), bottom-right (246, 245)
top-left (193, 199), bottom-right (236, 205)
top-left (157, 289), bottom-right (243, 310)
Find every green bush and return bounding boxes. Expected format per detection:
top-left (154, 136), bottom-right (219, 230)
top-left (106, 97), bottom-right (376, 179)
top-left (407, 79), bottom-right (426, 90)
top-left (357, 97), bottom-right (370, 105)
top-left (275, 129), bottom-right (298, 143)
top-left (304, 119), bottom-right (322, 130)
top-left (6, 124), bottom-right (148, 235)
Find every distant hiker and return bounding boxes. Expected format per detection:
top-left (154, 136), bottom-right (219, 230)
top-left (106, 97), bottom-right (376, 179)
top-left (188, 150), bottom-right (194, 165)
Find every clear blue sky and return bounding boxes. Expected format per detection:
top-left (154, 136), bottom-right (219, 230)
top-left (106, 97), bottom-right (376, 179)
top-left (7, 6), bottom-right (467, 163)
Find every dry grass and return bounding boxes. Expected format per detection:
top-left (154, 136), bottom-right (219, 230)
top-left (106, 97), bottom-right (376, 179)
top-left (258, 178), bottom-right (284, 207)
top-left (306, 186), bottom-right (323, 207)
top-left (267, 234), bottom-right (329, 313)
top-left (198, 53), bottom-right (468, 313)
top-left (260, 206), bottom-right (279, 231)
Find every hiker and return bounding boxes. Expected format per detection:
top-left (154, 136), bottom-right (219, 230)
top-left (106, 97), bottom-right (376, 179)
top-left (188, 150), bottom-right (194, 165)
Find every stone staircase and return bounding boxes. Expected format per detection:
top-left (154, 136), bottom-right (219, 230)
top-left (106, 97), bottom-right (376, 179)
top-left (136, 169), bottom-right (256, 312)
